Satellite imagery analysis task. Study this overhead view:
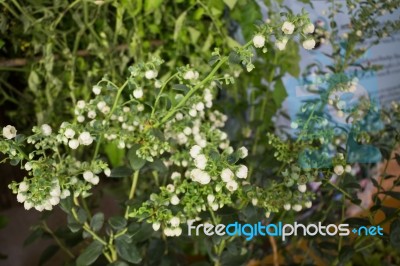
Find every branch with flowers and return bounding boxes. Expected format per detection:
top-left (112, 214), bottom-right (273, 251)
top-left (1, 1), bottom-right (400, 265)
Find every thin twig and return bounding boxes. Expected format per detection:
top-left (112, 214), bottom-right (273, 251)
top-left (269, 235), bottom-right (279, 266)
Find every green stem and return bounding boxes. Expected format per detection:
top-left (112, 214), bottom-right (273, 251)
top-left (124, 170), bottom-right (140, 219)
top-left (42, 221), bottom-right (75, 259)
top-left (150, 73), bottom-right (179, 119)
top-left (92, 80), bottom-right (129, 160)
top-left (153, 56), bottom-right (228, 128)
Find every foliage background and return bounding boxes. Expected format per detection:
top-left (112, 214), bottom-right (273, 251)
top-left (1, 0), bottom-right (400, 265)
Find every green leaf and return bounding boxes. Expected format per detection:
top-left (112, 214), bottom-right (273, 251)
top-left (226, 36), bottom-right (240, 49)
top-left (128, 145), bottom-right (146, 170)
top-left (109, 167), bottom-right (133, 178)
top-left (273, 79), bottom-right (287, 108)
top-left (128, 223), bottom-right (154, 243)
top-left (144, 0), bottom-right (162, 14)
top-left (104, 142), bottom-right (125, 167)
top-left (172, 84), bottom-right (190, 94)
top-left (149, 159), bottom-right (168, 173)
top-left (76, 241), bottom-right (103, 266)
top-left (24, 227), bottom-right (43, 246)
top-left (108, 216), bottom-right (127, 231)
top-left (187, 27), bottom-right (201, 44)
top-left (339, 246), bottom-right (354, 263)
top-left (39, 245), bottom-right (59, 266)
top-left (115, 238), bottom-right (142, 264)
top-left (223, 0), bottom-right (238, 9)
top-left (173, 11), bottom-right (187, 41)
top-left (390, 218), bottom-right (400, 248)
top-left (90, 213), bottom-right (104, 232)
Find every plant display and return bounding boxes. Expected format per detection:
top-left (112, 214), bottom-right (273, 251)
top-left (1, 0), bottom-right (400, 265)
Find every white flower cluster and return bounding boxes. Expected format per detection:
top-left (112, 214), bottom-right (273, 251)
top-left (58, 123), bottom-right (94, 150)
top-left (163, 216), bottom-right (182, 237)
top-left (83, 170), bottom-right (100, 185)
top-left (17, 179), bottom-right (71, 211)
top-left (183, 70), bottom-right (199, 81)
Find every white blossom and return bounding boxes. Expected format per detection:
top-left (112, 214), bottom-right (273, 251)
top-left (170, 216), bottom-right (180, 227)
top-left (298, 184), bottom-right (307, 193)
top-left (68, 139), bottom-right (80, 149)
top-left (275, 38), bottom-right (288, 51)
top-left (64, 128), bottom-right (76, 139)
top-left (221, 168), bottom-right (234, 182)
top-left (345, 165), bottom-right (352, 173)
top-left (92, 85), bottom-right (101, 95)
top-left (173, 227), bottom-right (182, 236)
top-left (238, 146), bottom-right (248, 159)
top-left (290, 122), bottom-right (298, 129)
top-left (302, 39), bottom-right (316, 50)
top-left (77, 100), bottom-right (86, 109)
top-left (24, 201), bottom-right (33, 210)
top-left (78, 132), bottom-right (93, 145)
top-left (91, 175), bottom-right (100, 185)
top-left (133, 88), bottom-right (143, 99)
top-left (189, 109), bottom-right (197, 117)
top-left (334, 165), bottom-right (344, 176)
top-left (60, 189), bottom-right (71, 199)
top-left (83, 171), bottom-right (94, 182)
top-left (252, 198), bottom-right (258, 206)
top-left (170, 195), bottom-right (180, 205)
top-left (183, 70), bottom-right (199, 80)
top-left (283, 203), bottom-right (291, 210)
top-left (152, 222), bottom-right (161, 231)
top-left (303, 23), bottom-right (315, 34)
top-left (195, 102), bottom-right (204, 111)
top-left (171, 172), bottom-right (181, 180)
top-left (145, 70), bottom-right (158, 80)
top-left (2, 125), bottom-right (17, 139)
top-left (226, 180), bottom-right (238, 192)
top-left (166, 184), bottom-right (175, 193)
top-left (50, 196), bottom-right (60, 206)
top-left (252, 34), bottom-right (266, 48)
top-left (88, 110), bottom-right (96, 119)
top-left (183, 127), bottom-right (192, 135)
top-left (77, 115), bottom-right (85, 123)
top-left (104, 168), bottom-right (111, 177)
top-left (41, 124), bottom-right (52, 136)
top-left (207, 194), bottom-right (215, 203)
top-left (137, 104), bottom-right (144, 112)
top-left (17, 193), bottom-right (26, 203)
top-left (292, 204), bottom-right (303, 212)
top-left (304, 201), bottom-right (312, 208)
top-left (282, 21), bottom-right (295, 34)
top-left (175, 112), bottom-right (183, 120)
top-left (194, 154), bottom-right (207, 170)
top-left (235, 165), bottom-right (248, 179)
top-left (190, 145), bottom-right (202, 158)
top-left (191, 169), bottom-right (210, 185)
top-left (50, 186), bottom-right (61, 197)
top-left (24, 162), bottom-right (32, 171)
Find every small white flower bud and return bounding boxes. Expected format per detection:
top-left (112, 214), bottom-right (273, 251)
top-left (152, 222), bottom-right (161, 231)
top-left (298, 184), bottom-right (307, 193)
top-left (252, 34), bottom-right (266, 48)
top-left (334, 165), bottom-right (344, 176)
